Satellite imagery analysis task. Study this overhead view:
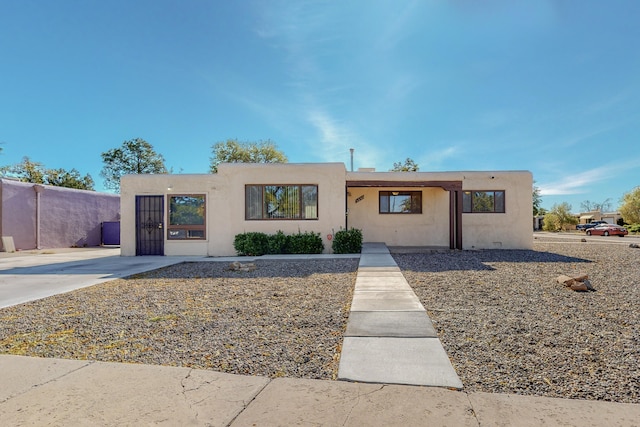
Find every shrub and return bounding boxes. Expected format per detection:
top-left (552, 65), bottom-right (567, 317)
top-left (234, 230), bottom-right (324, 255)
top-left (332, 228), bottom-right (363, 254)
top-left (267, 230), bottom-right (289, 254)
top-left (625, 223), bottom-right (640, 234)
top-left (288, 231), bottom-right (324, 254)
top-left (233, 232), bottom-right (269, 256)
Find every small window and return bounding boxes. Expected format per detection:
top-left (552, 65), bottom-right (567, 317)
top-left (245, 185), bottom-right (318, 220)
top-left (462, 191), bottom-right (505, 213)
top-left (379, 191), bottom-right (422, 214)
top-left (167, 195), bottom-right (206, 239)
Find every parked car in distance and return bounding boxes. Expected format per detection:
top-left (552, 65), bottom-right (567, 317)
top-left (576, 220), bottom-right (608, 231)
top-left (586, 224), bottom-right (628, 236)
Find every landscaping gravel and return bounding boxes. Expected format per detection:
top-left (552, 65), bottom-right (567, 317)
top-left (0, 238), bottom-right (638, 404)
top-left (0, 259), bottom-right (358, 380)
top-left (396, 238), bottom-right (639, 404)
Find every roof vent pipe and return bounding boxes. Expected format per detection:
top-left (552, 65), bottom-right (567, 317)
top-left (349, 148), bottom-right (354, 172)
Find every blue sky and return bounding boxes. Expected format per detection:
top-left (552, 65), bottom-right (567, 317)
top-left (1, 1), bottom-right (638, 211)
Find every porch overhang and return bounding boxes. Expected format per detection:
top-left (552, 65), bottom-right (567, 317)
top-left (346, 180), bottom-right (462, 191)
top-left (346, 180), bottom-right (463, 250)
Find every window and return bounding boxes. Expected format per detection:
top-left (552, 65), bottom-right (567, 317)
top-left (245, 185), bottom-right (318, 220)
top-left (462, 191), bottom-right (505, 213)
top-left (167, 195), bottom-right (206, 239)
top-left (379, 191), bottom-right (422, 214)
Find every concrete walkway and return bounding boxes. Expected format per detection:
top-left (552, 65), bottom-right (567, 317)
top-left (338, 242), bottom-right (463, 388)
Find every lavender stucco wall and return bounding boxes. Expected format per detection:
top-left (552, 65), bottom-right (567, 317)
top-left (0, 179), bottom-right (120, 250)
top-left (0, 180), bottom-right (37, 249)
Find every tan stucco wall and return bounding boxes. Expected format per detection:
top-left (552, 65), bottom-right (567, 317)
top-left (347, 186), bottom-right (450, 247)
top-left (120, 163), bottom-right (348, 256)
top-left (459, 172), bottom-right (533, 249)
top-left (121, 165), bottom-right (533, 256)
top-left (346, 170), bottom-right (533, 250)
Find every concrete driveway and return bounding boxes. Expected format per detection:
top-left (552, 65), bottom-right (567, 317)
top-left (0, 248), bottom-right (205, 309)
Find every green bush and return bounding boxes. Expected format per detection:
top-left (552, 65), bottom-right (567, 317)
top-left (234, 230), bottom-right (324, 255)
top-left (267, 230), bottom-right (290, 254)
top-left (288, 231), bottom-right (324, 254)
top-left (332, 228), bottom-right (363, 254)
top-left (233, 232), bottom-right (269, 256)
top-left (625, 223), bottom-right (640, 233)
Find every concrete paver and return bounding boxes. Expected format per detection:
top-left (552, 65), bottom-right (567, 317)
top-left (358, 253), bottom-right (398, 267)
top-left (354, 275), bottom-right (413, 291)
top-left (350, 290), bottom-right (426, 311)
top-left (339, 337), bottom-right (464, 388)
top-left (345, 311), bottom-right (437, 337)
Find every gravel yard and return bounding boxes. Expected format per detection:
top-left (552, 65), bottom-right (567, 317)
top-left (0, 238), bottom-right (638, 404)
top-left (0, 259), bottom-right (358, 380)
top-left (397, 238), bottom-right (639, 404)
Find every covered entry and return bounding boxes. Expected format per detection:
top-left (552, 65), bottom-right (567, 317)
top-left (346, 180), bottom-right (463, 250)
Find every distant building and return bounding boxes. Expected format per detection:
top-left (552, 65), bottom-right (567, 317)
top-left (577, 210), bottom-right (622, 225)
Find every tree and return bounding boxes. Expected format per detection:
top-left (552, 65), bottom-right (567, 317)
top-left (1, 156), bottom-right (45, 183)
top-left (0, 156), bottom-right (94, 190)
top-left (100, 138), bottom-right (167, 192)
top-left (209, 139), bottom-right (288, 173)
top-left (46, 168), bottom-right (95, 190)
top-left (580, 198), bottom-right (612, 212)
top-left (390, 158), bottom-right (419, 172)
top-left (542, 202), bottom-right (578, 231)
top-left (619, 186), bottom-right (640, 224)
top-left (533, 182), bottom-right (542, 216)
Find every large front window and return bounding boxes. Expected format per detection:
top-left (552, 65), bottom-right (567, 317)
top-left (167, 195), bottom-right (206, 239)
top-left (379, 191), bottom-right (422, 214)
top-left (463, 191), bottom-right (505, 213)
top-left (246, 185), bottom-right (318, 220)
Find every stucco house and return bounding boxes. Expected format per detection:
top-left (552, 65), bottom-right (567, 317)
top-left (120, 163), bottom-right (533, 256)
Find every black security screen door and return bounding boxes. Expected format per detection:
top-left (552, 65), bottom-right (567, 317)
top-left (135, 195), bottom-right (164, 255)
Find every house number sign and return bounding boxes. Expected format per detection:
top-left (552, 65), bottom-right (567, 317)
top-left (355, 195), bottom-right (364, 203)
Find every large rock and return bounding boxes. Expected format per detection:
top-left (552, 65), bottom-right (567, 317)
top-left (229, 261), bottom-right (256, 272)
top-left (556, 274), bottom-right (593, 292)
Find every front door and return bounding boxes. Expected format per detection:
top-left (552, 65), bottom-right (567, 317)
top-left (135, 195), bottom-right (164, 255)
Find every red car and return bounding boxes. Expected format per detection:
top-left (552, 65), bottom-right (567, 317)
top-left (586, 224), bottom-right (628, 237)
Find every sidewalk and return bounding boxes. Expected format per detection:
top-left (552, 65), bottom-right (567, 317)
top-left (1, 355), bottom-right (639, 426)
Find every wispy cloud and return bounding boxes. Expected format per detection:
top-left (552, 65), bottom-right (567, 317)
top-left (583, 92), bottom-right (629, 115)
top-left (538, 159), bottom-right (639, 195)
top-left (374, 0), bottom-right (423, 51)
top-left (417, 146), bottom-right (460, 170)
top-left (307, 108), bottom-right (382, 168)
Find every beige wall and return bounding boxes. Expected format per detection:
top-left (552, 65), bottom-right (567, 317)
top-left (121, 165), bottom-right (533, 256)
top-left (120, 163), bottom-right (348, 256)
top-left (347, 186), bottom-right (450, 247)
top-left (459, 172), bottom-right (533, 249)
top-left (346, 170), bottom-right (533, 250)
